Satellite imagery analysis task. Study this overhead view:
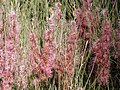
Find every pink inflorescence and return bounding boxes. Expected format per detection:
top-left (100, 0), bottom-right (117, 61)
top-left (29, 32), bottom-right (41, 74)
top-left (66, 20), bottom-right (78, 76)
top-left (0, 10), bottom-right (20, 90)
top-left (73, 0), bottom-right (93, 41)
top-left (58, 20), bottom-right (78, 76)
top-left (29, 2), bottom-right (62, 80)
top-left (29, 2), bottom-right (78, 80)
top-left (92, 16), bottom-right (111, 85)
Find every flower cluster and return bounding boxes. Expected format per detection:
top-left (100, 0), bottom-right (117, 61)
top-left (29, 3), bottom-right (79, 82)
top-left (40, 2), bottom-right (62, 79)
top-left (57, 20), bottom-right (78, 76)
top-left (73, 0), bottom-right (93, 41)
top-left (0, 10), bottom-right (20, 90)
top-left (29, 32), bottom-right (41, 75)
top-left (92, 14), bottom-right (111, 84)
top-left (29, 2), bottom-right (62, 80)
top-left (15, 48), bottom-right (28, 89)
top-left (29, 32), bottom-right (55, 80)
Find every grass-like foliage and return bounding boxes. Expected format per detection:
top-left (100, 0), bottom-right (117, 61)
top-left (0, 0), bottom-right (119, 90)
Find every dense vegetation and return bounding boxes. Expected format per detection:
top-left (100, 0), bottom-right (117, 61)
top-left (0, 0), bottom-right (119, 90)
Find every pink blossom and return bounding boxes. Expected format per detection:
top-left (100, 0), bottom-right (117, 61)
top-left (1, 10), bottom-right (20, 90)
top-left (92, 19), bottom-right (111, 85)
top-left (29, 2), bottom-right (62, 80)
top-left (56, 20), bottom-right (78, 76)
